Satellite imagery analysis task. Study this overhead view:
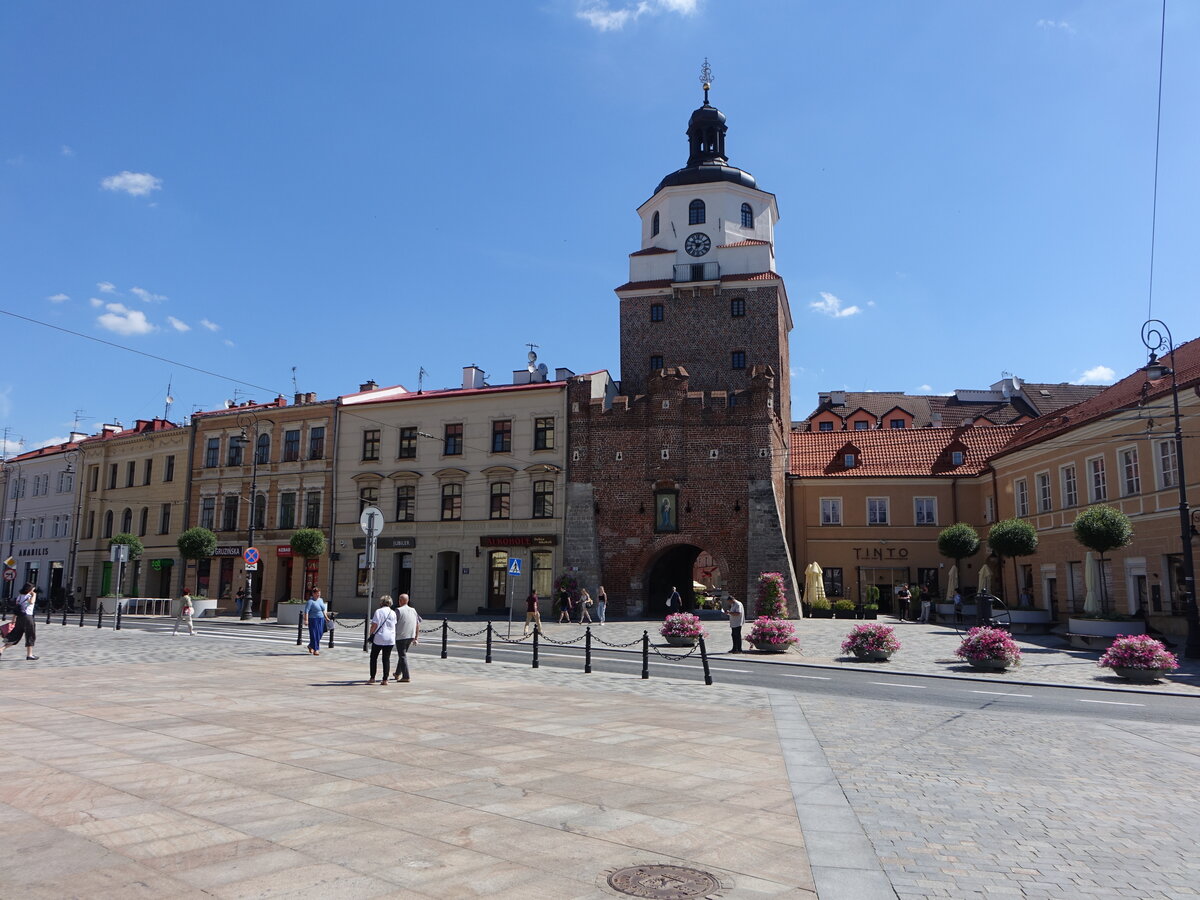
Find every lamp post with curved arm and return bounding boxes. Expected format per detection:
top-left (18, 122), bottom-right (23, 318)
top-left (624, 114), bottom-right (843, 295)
top-left (1141, 319), bottom-right (1198, 658)
top-left (236, 413), bottom-right (274, 620)
top-left (62, 450), bottom-right (82, 610)
top-left (3, 460), bottom-right (21, 605)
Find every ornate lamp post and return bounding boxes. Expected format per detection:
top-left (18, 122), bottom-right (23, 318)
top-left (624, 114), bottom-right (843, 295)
top-left (4, 460), bottom-right (22, 605)
top-left (1141, 319), bottom-right (1198, 658)
top-left (236, 413), bottom-right (273, 621)
top-left (62, 450), bottom-right (82, 610)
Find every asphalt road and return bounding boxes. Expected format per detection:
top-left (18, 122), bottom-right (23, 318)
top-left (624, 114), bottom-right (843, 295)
top-left (117, 617), bottom-right (1200, 727)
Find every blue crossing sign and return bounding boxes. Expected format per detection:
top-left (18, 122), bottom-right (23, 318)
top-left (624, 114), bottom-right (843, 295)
top-left (507, 558), bottom-right (522, 576)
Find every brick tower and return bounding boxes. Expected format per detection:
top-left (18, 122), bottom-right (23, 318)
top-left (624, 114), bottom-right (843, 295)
top-left (565, 66), bottom-right (800, 617)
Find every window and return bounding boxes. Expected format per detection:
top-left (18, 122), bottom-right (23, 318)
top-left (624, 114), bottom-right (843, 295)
top-left (308, 426), bottom-right (325, 460)
top-left (1088, 456), bottom-right (1107, 502)
top-left (304, 491), bottom-right (321, 528)
top-left (822, 567), bottom-right (844, 598)
top-left (86, 511), bottom-right (95, 539)
top-left (740, 202), bottom-right (753, 228)
top-left (688, 198), bottom-right (705, 225)
top-left (359, 485), bottom-right (379, 513)
top-left (845, 453), bottom-right (856, 468)
top-left (205, 438), bottom-right (220, 468)
top-left (867, 497), bottom-right (889, 525)
top-left (1061, 464), bottom-right (1078, 508)
top-left (730, 298), bottom-right (745, 317)
top-left (854, 421), bottom-right (869, 430)
top-left (889, 419), bottom-right (905, 429)
top-left (490, 482), bottom-right (510, 520)
top-left (125, 461), bottom-right (136, 487)
top-left (491, 420), bottom-right (512, 453)
top-left (951, 450), bottom-right (964, 466)
top-left (1120, 448), bottom-right (1140, 496)
top-left (199, 498), bottom-right (215, 530)
top-left (533, 480), bottom-right (554, 518)
top-left (138, 507), bottom-right (148, 536)
top-left (532, 550), bottom-right (553, 598)
top-left (121, 508), bottom-right (133, 533)
top-left (108, 463), bottom-right (118, 489)
top-left (440, 483), bottom-right (462, 521)
top-left (253, 494), bottom-right (266, 530)
top-left (227, 439), bottom-right (243, 467)
top-left (915, 497), bottom-right (937, 526)
top-left (283, 429), bottom-right (300, 462)
top-left (362, 429), bottom-right (381, 461)
top-left (731, 351), bottom-right (746, 370)
top-left (1158, 439), bottom-right (1179, 489)
top-left (1036, 472), bottom-right (1052, 513)
top-left (1014, 478), bottom-right (1029, 517)
top-left (159, 503), bottom-right (171, 535)
top-left (650, 355), bottom-right (664, 371)
top-left (255, 433), bottom-right (270, 465)
top-left (398, 427), bottom-right (417, 459)
top-left (395, 485), bottom-right (415, 522)
top-left (534, 417), bottom-right (555, 451)
top-left (651, 210), bottom-right (660, 236)
top-left (221, 496), bottom-right (238, 531)
top-left (88, 465), bottom-right (99, 492)
top-left (443, 423), bottom-right (463, 456)
top-left (818, 421), bottom-right (834, 432)
top-left (278, 492), bottom-right (296, 529)
top-left (163, 454), bottom-right (175, 482)
top-left (820, 497), bottom-right (842, 525)
top-left (650, 303), bottom-right (664, 322)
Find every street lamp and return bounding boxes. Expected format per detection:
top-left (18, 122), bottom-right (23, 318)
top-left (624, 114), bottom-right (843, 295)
top-left (235, 413), bottom-right (273, 621)
top-left (1140, 319), bottom-right (1198, 658)
top-left (3, 460), bottom-right (22, 605)
top-left (62, 450), bottom-right (82, 611)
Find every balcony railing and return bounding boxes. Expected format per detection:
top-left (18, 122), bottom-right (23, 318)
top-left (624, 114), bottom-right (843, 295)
top-left (673, 262), bottom-right (720, 283)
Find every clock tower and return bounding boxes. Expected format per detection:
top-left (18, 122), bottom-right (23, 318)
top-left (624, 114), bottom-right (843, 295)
top-left (617, 63), bottom-right (791, 426)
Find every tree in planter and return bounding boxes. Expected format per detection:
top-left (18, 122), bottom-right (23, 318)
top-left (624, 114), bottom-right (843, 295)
top-left (938, 523), bottom-right (980, 574)
top-left (1072, 504), bottom-right (1133, 615)
top-left (290, 529), bottom-right (327, 607)
top-left (987, 518), bottom-right (1038, 623)
top-left (756, 572), bottom-right (790, 619)
top-left (177, 527), bottom-right (218, 595)
top-left (108, 533), bottom-right (144, 597)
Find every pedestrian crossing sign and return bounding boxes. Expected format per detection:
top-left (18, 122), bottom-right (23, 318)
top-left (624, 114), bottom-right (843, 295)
top-left (507, 558), bottom-right (522, 576)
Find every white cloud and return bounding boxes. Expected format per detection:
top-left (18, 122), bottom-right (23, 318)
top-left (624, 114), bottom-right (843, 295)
top-left (1037, 19), bottom-right (1075, 34)
top-left (810, 291), bottom-right (862, 318)
top-left (97, 302), bottom-right (155, 336)
top-left (199, 318), bottom-right (220, 332)
top-left (166, 316), bottom-right (190, 332)
top-left (89, 297), bottom-right (103, 308)
top-left (47, 293), bottom-right (69, 303)
top-left (97, 281), bottom-right (116, 293)
top-left (918, 384), bottom-right (933, 393)
top-left (100, 171), bottom-right (162, 196)
top-left (130, 285), bottom-right (167, 303)
top-left (33, 435), bottom-right (71, 450)
top-left (576, 0), bottom-right (697, 31)
top-left (223, 339), bottom-right (236, 347)
top-left (61, 145), bottom-right (73, 157)
top-left (1076, 365), bottom-right (1116, 385)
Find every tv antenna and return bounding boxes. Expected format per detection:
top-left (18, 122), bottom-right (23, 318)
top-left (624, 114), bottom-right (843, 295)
top-left (291, 366), bottom-right (299, 395)
top-left (418, 366), bottom-right (428, 394)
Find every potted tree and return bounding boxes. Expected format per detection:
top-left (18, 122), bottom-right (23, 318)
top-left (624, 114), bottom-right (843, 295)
top-left (285, 529), bottom-right (327, 621)
top-left (177, 527), bottom-right (218, 618)
top-left (937, 522), bottom-right (980, 619)
top-left (985, 518), bottom-right (1037, 626)
top-left (808, 596), bottom-right (833, 618)
top-left (832, 599), bottom-right (857, 619)
top-left (1068, 505), bottom-right (1142, 646)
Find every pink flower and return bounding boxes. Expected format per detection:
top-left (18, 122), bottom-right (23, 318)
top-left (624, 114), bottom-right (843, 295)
top-left (1098, 634), bottom-right (1179, 671)
top-left (955, 627), bottom-right (1022, 665)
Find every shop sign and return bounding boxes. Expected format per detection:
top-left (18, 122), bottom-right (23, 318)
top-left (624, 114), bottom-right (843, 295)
top-left (18, 548), bottom-right (50, 557)
top-left (149, 559), bottom-right (174, 570)
top-left (351, 536), bottom-right (416, 549)
top-left (212, 546), bottom-right (244, 557)
top-left (276, 546), bottom-right (293, 557)
top-left (854, 546), bottom-right (910, 560)
top-left (478, 535), bottom-right (557, 548)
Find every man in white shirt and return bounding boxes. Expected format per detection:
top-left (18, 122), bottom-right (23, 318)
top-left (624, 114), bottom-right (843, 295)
top-left (392, 593), bottom-right (421, 683)
top-left (725, 596), bottom-right (745, 653)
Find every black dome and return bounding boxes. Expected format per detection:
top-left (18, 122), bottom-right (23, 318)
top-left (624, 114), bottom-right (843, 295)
top-left (653, 98), bottom-right (758, 195)
top-left (656, 164), bottom-right (757, 192)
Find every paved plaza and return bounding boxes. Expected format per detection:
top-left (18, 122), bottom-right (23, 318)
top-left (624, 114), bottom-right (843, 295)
top-left (0, 620), bottom-right (1198, 898)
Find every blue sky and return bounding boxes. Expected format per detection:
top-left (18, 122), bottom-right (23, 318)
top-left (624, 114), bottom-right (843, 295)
top-left (2, 1), bottom-right (1198, 453)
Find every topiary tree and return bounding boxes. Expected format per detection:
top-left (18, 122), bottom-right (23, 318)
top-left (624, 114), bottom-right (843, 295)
top-left (290, 528), bottom-right (326, 560)
top-left (1073, 504), bottom-right (1133, 615)
top-left (987, 518), bottom-right (1038, 619)
top-left (938, 523), bottom-right (980, 568)
top-left (177, 527), bottom-right (218, 597)
top-left (109, 532), bottom-right (144, 558)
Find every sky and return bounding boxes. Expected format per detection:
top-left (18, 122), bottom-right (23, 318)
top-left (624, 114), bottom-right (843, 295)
top-left (3, 1), bottom-right (1199, 455)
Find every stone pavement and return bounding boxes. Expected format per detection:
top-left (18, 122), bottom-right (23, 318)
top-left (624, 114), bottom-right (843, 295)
top-left (3, 623), bottom-right (1200, 898)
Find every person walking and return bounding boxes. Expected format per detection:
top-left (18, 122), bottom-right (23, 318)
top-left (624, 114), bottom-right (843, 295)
top-left (577, 588), bottom-right (594, 624)
top-left (666, 586), bottom-right (681, 612)
top-left (391, 593), bottom-right (420, 683)
top-left (595, 586), bottom-right (607, 625)
top-left (896, 583), bottom-right (911, 621)
top-left (1, 583), bottom-right (39, 660)
top-left (557, 589), bottom-right (574, 623)
top-left (303, 587), bottom-right (328, 655)
top-left (173, 589), bottom-right (196, 636)
top-left (235, 587), bottom-right (247, 617)
top-left (725, 595), bottom-right (745, 653)
top-left (952, 588), bottom-right (964, 625)
top-left (918, 584), bottom-right (933, 624)
top-left (367, 596), bottom-right (396, 685)
top-left (523, 589), bottom-right (543, 637)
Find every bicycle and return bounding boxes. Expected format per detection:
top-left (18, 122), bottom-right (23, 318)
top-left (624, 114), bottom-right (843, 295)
top-left (951, 593), bottom-right (1012, 636)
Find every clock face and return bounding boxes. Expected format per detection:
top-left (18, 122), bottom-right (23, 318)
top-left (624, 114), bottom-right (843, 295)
top-left (684, 232), bottom-right (711, 257)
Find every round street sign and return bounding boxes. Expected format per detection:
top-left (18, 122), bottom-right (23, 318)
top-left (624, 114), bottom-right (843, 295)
top-left (359, 505), bottom-right (385, 536)
top-left (244, 547), bottom-right (260, 566)
top-left (2, 570), bottom-right (15, 581)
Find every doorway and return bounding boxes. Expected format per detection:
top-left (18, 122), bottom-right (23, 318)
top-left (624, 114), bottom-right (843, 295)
top-left (645, 544), bottom-right (702, 615)
top-left (436, 551), bottom-right (459, 611)
top-left (393, 552), bottom-right (412, 600)
top-left (488, 551), bottom-right (508, 609)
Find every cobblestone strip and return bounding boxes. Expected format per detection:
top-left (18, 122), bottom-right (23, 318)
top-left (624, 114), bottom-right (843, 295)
top-left (770, 690), bottom-right (897, 900)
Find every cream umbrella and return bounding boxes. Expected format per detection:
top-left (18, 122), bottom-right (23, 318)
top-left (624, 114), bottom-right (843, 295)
top-left (1083, 551), bottom-right (1102, 615)
top-left (804, 562), bottom-right (826, 606)
top-left (977, 564), bottom-right (991, 596)
top-left (945, 565), bottom-right (959, 600)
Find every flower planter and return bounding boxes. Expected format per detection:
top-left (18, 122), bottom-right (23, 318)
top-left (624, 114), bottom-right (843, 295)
top-left (810, 609), bottom-right (833, 619)
top-left (967, 658), bottom-right (1010, 672)
top-left (1111, 666), bottom-right (1167, 683)
top-left (276, 604), bottom-right (304, 626)
top-left (853, 649), bottom-right (893, 661)
top-left (833, 610), bottom-right (856, 619)
top-left (751, 641), bottom-right (792, 653)
top-left (664, 634), bottom-right (698, 648)
top-left (191, 598), bottom-right (219, 618)
top-left (1008, 609), bottom-right (1054, 634)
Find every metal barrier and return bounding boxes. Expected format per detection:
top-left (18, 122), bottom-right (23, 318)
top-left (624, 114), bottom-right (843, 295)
top-left (96, 604), bottom-right (103, 629)
top-left (485, 621), bottom-right (492, 663)
top-left (641, 631), bottom-right (649, 679)
top-left (115, 602), bottom-right (122, 630)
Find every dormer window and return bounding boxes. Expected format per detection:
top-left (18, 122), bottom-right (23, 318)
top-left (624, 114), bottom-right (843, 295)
top-left (951, 450), bottom-right (964, 466)
top-left (689, 199), bottom-right (706, 225)
top-left (818, 421), bottom-right (833, 432)
top-left (740, 202), bottom-right (753, 228)
top-left (651, 211), bottom-right (660, 237)
top-left (845, 453), bottom-right (857, 468)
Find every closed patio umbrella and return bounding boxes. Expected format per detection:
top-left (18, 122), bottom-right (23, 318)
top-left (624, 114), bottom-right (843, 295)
top-left (1083, 551), bottom-right (1102, 615)
top-left (804, 562), bottom-right (826, 606)
top-left (977, 564), bottom-right (991, 596)
top-left (946, 565), bottom-right (959, 600)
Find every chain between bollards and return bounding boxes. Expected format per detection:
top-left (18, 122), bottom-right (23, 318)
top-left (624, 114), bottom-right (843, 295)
top-left (698, 635), bottom-right (713, 685)
top-left (115, 601), bottom-right (122, 630)
top-left (485, 621), bottom-right (493, 663)
top-left (532, 629), bottom-right (540, 668)
top-left (584, 627), bottom-right (592, 674)
top-left (440, 619), bottom-right (448, 659)
top-left (641, 630), bottom-right (649, 679)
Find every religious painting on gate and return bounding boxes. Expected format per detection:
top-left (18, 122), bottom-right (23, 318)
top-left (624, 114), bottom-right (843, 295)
top-left (654, 490), bottom-right (679, 533)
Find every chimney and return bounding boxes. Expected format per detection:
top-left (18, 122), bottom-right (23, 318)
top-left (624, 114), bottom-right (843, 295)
top-left (462, 365), bottom-right (486, 390)
top-left (359, 380), bottom-right (378, 392)
top-left (829, 390), bottom-right (846, 407)
top-left (294, 393), bottom-right (305, 406)
top-left (102, 423), bottom-right (120, 435)
top-left (307, 392), bottom-right (317, 403)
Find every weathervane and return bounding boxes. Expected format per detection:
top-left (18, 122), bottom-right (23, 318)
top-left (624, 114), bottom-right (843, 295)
top-left (700, 58), bottom-right (712, 104)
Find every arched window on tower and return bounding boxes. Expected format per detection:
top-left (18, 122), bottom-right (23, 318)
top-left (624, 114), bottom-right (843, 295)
top-left (741, 203), bottom-right (753, 228)
top-left (651, 211), bottom-right (660, 237)
top-left (689, 199), bottom-right (705, 225)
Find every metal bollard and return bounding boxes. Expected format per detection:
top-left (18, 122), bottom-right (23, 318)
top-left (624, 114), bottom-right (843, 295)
top-left (440, 619), bottom-right (448, 659)
top-left (296, 616), bottom-right (304, 646)
top-left (698, 635), bottom-right (713, 686)
top-left (96, 603), bottom-right (103, 628)
top-left (115, 602), bottom-right (122, 630)
top-left (584, 627), bottom-right (592, 674)
top-left (79, 606), bottom-right (85, 627)
top-left (532, 628), bottom-right (539, 668)
top-left (641, 630), bottom-right (649, 679)
top-left (62, 606), bottom-right (68, 626)
top-left (485, 621), bottom-right (493, 664)
top-left (363, 616), bottom-right (370, 652)
top-left (45, 603), bottom-right (51, 625)
top-left (327, 618), bottom-right (335, 649)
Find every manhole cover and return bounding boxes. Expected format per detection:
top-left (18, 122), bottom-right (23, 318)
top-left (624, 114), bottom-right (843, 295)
top-left (607, 864), bottom-right (721, 899)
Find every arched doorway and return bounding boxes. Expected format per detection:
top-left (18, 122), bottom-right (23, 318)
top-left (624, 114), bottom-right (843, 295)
top-left (645, 543), bottom-right (719, 616)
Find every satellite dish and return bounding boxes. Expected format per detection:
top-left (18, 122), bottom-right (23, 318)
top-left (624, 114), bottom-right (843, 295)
top-left (527, 349), bottom-right (537, 363)
top-left (224, 399), bottom-right (235, 409)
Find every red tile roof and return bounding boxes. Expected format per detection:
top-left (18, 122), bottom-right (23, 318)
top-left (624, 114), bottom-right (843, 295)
top-left (79, 419), bottom-right (179, 443)
top-left (789, 425), bottom-right (1021, 477)
top-left (722, 271), bottom-right (777, 282)
top-left (615, 279), bottom-right (672, 292)
top-left (616, 271), bottom-right (779, 292)
top-left (6, 440), bottom-right (84, 463)
top-left (721, 239), bottom-right (770, 248)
